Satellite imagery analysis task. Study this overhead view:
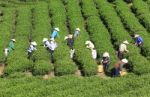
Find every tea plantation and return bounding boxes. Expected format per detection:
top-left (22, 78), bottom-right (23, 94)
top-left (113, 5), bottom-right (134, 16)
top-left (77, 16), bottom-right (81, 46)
top-left (0, 0), bottom-right (150, 97)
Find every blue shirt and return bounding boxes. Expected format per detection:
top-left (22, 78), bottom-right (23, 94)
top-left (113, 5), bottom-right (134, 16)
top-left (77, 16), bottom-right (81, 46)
top-left (136, 36), bottom-right (143, 44)
top-left (8, 41), bottom-right (14, 52)
top-left (51, 30), bottom-right (59, 38)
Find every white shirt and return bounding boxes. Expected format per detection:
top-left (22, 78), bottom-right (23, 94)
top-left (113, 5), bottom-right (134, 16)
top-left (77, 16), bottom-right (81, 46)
top-left (92, 49), bottom-right (97, 59)
top-left (48, 41), bottom-right (57, 51)
top-left (86, 42), bottom-right (95, 50)
top-left (44, 41), bottom-right (50, 48)
top-left (119, 43), bottom-right (128, 52)
top-left (28, 45), bottom-right (37, 53)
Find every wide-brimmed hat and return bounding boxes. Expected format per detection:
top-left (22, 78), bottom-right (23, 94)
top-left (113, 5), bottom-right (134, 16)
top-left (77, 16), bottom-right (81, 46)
top-left (85, 40), bottom-right (91, 45)
top-left (43, 38), bottom-right (48, 43)
top-left (123, 40), bottom-right (129, 44)
top-left (54, 27), bottom-right (60, 31)
top-left (11, 39), bottom-right (16, 42)
top-left (103, 52), bottom-right (110, 57)
top-left (31, 41), bottom-right (37, 46)
top-left (121, 58), bottom-right (128, 64)
top-left (76, 28), bottom-right (80, 31)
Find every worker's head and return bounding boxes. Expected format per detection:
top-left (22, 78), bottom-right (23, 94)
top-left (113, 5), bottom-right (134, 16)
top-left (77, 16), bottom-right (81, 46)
top-left (123, 40), bottom-right (129, 45)
top-left (76, 28), bottom-right (80, 31)
top-left (85, 40), bottom-right (91, 45)
top-left (68, 34), bottom-right (73, 38)
top-left (11, 39), bottom-right (16, 43)
top-left (121, 58), bottom-right (128, 64)
top-left (54, 27), bottom-right (60, 32)
top-left (134, 34), bottom-right (140, 38)
top-left (31, 41), bottom-right (37, 46)
top-left (103, 52), bottom-right (110, 58)
top-left (43, 38), bottom-right (48, 43)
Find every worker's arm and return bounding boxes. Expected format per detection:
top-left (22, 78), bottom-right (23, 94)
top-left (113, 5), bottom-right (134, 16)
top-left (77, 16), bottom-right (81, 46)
top-left (124, 45), bottom-right (129, 52)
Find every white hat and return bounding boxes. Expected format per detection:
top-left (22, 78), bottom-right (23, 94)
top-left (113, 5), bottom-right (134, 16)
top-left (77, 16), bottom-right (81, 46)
top-left (103, 52), bottom-right (110, 57)
top-left (68, 34), bottom-right (73, 38)
top-left (50, 38), bottom-right (55, 41)
top-left (43, 38), bottom-right (48, 43)
top-left (85, 40), bottom-right (91, 45)
top-left (121, 58), bottom-right (128, 64)
top-left (11, 39), bottom-right (16, 42)
top-left (123, 40), bottom-right (129, 44)
top-left (31, 41), bottom-right (37, 46)
top-left (64, 36), bottom-right (68, 40)
top-left (54, 27), bottom-right (60, 31)
top-left (76, 28), bottom-right (80, 31)
top-left (134, 34), bottom-right (139, 38)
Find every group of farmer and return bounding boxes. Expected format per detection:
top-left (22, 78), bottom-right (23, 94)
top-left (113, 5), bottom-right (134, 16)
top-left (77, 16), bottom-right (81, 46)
top-left (3, 27), bottom-right (144, 77)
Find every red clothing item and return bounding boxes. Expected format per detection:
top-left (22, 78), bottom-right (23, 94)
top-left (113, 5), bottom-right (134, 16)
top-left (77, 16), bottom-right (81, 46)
top-left (114, 61), bottom-right (122, 69)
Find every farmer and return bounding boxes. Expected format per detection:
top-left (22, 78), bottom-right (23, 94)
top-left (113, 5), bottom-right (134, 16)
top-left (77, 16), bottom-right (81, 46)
top-left (65, 34), bottom-right (75, 58)
top-left (65, 34), bottom-right (74, 50)
top-left (113, 58), bottom-right (128, 77)
top-left (92, 48), bottom-right (97, 59)
top-left (134, 34), bottom-right (143, 47)
top-left (74, 28), bottom-right (80, 38)
top-left (118, 40), bottom-right (129, 60)
top-left (85, 40), bottom-right (95, 50)
top-left (4, 39), bottom-right (16, 57)
top-left (27, 41), bottom-right (37, 59)
top-left (101, 52), bottom-right (110, 73)
top-left (50, 27), bottom-right (60, 39)
top-left (48, 38), bottom-right (58, 59)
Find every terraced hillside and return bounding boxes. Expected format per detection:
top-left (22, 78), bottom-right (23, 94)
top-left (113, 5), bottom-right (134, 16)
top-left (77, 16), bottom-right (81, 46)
top-left (0, 0), bottom-right (150, 96)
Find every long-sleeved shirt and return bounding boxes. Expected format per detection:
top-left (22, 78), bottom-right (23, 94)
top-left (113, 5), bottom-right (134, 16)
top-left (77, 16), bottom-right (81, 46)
top-left (28, 45), bottom-right (37, 53)
top-left (67, 38), bottom-right (74, 49)
top-left (119, 43), bottom-right (128, 52)
top-left (136, 36), bottom-right (143, 45)
top-left (44, 41), bottom-right (50, 48)
top-left (48, 41), bottom-right (57, 51)
top-left (8, 41), bottom-right (14, 52)
top-left (92, 49), bottom-right (97, 59)
top-left (51, 30), bottom-right (59, 38)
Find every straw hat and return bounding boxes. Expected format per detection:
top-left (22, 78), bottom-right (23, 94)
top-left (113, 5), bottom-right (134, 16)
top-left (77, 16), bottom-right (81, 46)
top-left (85, 40), bottom-right (91, 45)
top-left (54, 27), bottom-right (60, 31)
top-left (134, 34), bottom-right (139, 38)
top-left (11, 39), bottom-right (16, 42)
top-left (43, 38), bottom-right (48, 43)
top-left (103, 52), bottom-right (110, 57)
top-left (76, 28), bottom-right (80, 31)
top-left (50, 38), bottom-right (55, 41)
top-left (31, 41), bottom-right (37, 46)
top-left (121, 58), bottom-right (128, 64)
top-left (123, 40), bottom-right (129, 44)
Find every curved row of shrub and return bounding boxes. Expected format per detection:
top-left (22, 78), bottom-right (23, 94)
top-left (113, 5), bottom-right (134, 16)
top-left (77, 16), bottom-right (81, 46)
top-left (80, 0), bottom-right (117, 69)
top-left (48, 0), bottom-right (77, 76)
top-left (132, 0), bottom-right (150, 33)
top-left (0, 9), bottom-right (14, 60)
top-left (114, 0), bottom-right (150, 60)
top-left (95, 0), bottom-right (150, 75)
top-left (64, 0), bottom-right (97, 76)
top-left (31, 3), bottom-right (54, 75)
top-left (5, 7), bottom-right (33, 75)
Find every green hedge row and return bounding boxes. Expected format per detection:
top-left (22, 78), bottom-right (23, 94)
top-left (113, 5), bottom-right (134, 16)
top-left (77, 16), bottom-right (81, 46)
top-left (80, 0), bottom-right (117, 70)
top-left (64, 0), bottom-right (97, 76)
top-left (5, 7), bottom-right (33, 75)
top-left (95, 0), bottom-right (150, 75)
top-left (31, 2), bottom-right (54, 75)
top-left (48, 0), bottom-right (77, 76)
top-left (114, 0), bottom-right (150, 60)
top-left (132, 0), bottom-right (150, 32)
